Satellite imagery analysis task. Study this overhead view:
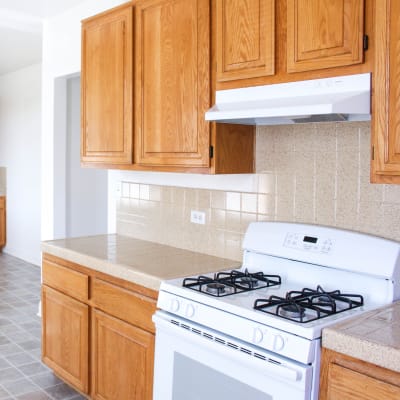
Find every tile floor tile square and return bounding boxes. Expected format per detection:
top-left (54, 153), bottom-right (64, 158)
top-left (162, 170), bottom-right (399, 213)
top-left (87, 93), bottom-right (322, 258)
top-left (0, 253), bottom-right (87, 399)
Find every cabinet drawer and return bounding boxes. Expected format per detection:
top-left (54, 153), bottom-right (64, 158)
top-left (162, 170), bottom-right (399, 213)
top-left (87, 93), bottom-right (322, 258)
top-left (92, 278), bottom-right (157, 333)
top-left (327, 363), bottom-right (400, 400)
top-left (42, 260), bottom-right (89, 302)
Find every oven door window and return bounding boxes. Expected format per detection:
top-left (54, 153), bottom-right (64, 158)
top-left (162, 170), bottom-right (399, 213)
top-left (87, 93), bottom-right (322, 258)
top-left (153, 312), bottom-right (313, 400)
top-left (172, 353), bottom-right (271, 400)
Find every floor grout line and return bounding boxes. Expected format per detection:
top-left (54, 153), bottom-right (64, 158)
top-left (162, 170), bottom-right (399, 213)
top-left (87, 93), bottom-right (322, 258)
top-left (0, 253), bottom-right (86, 400)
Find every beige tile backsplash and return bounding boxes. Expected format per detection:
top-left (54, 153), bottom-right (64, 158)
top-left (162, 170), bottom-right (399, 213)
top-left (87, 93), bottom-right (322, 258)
top-left (117, 121), bottom-right (400, 261)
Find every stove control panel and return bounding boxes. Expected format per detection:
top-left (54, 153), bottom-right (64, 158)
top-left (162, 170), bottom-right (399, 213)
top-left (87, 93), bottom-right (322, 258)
top-left (251, 327), bottom-right (287, 352)
top-left (283, 232), bottom-right (332, 253)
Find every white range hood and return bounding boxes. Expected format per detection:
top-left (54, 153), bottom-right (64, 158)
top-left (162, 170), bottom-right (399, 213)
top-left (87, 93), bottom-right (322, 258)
top-left (206, 73), bottom-right (371, 125)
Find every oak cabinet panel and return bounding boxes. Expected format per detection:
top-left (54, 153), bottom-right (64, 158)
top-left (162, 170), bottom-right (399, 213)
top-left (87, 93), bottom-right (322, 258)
top-left (42, 259), bottom-right (89, 302)
top-left (80, 1), bottom-right (254, 173)
top-left (41, 254), bottom-right (157, 398)
top-left (81, 4), bottom-right (133, 165)
top-left (215, 0), bottom-right (369, 89)
top-left (371, 0), bottom-right (400, 183)
top-left (320, 348), bottom-right (400, 400)
top-left (326, 363), bottom-right (400, 400)
top-left (134, 0), bottom-right (211, 167)
top-left (92, 278), bottom-right (156, 333)
top-left (287, 0), bottom-right (365, 73)
top-left (0, 197), bottom-right (5, 249)
top-left (42, 286), bottom-right (89, 393)
top-left (91, 310), bottom-right (154, 400)
top-left (216, 0), bottom-right (275, 81)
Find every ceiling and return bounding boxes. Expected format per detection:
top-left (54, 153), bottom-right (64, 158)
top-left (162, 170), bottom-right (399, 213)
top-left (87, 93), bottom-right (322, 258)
top-left (0, 0), bottom-right (83, 75)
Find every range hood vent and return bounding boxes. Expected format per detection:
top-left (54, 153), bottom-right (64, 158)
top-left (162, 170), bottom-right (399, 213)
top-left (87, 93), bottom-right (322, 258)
top-left (206, 73), bottom-right (371, 126)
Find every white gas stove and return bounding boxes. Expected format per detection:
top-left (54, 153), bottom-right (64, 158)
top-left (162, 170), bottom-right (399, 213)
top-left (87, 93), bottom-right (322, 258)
top-left (152, 222), bottom-right (400, 400)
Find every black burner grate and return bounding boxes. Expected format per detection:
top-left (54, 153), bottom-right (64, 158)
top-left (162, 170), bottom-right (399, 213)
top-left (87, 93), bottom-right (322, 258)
top-left (183, 269), bottom-right (281, 297)
top-left (254, 285), bottom-right (364, 323)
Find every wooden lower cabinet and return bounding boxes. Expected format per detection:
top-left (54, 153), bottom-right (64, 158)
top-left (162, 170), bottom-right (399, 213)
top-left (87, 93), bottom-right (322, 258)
top-left (320, 348), bottom-right (400, 400)
top-left (0, 196), bottom-right (6, 249)
top-left (41, 254), bottom-right (157, 399)
top-left (92, 310), bottom-right (154, 400)
top-left (42, 286), bottom-right (89, 393)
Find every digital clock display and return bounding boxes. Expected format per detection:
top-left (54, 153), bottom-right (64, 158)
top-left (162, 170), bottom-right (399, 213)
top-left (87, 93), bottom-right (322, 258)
top-left (303, 236), bottom-right (318, 244)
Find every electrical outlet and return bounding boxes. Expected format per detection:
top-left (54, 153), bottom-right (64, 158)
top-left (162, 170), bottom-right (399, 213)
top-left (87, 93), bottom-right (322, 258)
top-left (190, 210), bottom-right (206, 225)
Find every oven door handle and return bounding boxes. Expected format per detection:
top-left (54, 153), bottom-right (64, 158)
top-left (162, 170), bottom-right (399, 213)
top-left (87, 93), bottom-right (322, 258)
top-left (261, 358), bottom-right (300, 382)
top-left (153, 313), bottom-right (304, 383)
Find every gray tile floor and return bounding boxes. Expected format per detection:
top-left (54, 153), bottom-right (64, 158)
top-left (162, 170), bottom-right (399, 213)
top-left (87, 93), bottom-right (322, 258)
top-left (0, 252), bottom-right (86, 400)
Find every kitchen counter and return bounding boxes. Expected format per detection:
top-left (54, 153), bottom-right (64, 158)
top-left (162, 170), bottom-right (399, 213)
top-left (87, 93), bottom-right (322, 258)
top-left (322, 301), bottom-right (400, 372)
top-left (42, 234), bottom-right (240, 291)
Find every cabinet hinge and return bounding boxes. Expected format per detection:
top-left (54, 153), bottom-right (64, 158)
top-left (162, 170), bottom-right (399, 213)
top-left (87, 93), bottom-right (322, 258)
top-left (209, 146), bottom-right (214, 159)
top-left (371, 146), bottom-right (374, 161)
top-left (363, 35), bottom-right (369, 51)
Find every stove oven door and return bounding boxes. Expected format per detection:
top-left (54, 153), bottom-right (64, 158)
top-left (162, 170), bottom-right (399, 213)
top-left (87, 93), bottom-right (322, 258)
top-left (153, 311), bottom-right (314, 400)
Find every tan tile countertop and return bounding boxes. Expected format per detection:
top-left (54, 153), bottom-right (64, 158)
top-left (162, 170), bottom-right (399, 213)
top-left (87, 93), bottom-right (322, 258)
top-left (42, 234), bottom-right (240, 291)
top-left (322, 301), bottom-right (400, 372)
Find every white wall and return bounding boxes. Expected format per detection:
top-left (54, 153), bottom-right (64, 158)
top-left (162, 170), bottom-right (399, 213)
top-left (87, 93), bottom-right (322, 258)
top-left (0, 167), bottom-right (6, 194)
top-left (42, 0), bottom-right (258, 239)
top-left (66, 77), bottom-right (108, 237)
top-left (41, 0), bottom-right (125, 240)
top-left (0, 63), bottom-right (42, 265)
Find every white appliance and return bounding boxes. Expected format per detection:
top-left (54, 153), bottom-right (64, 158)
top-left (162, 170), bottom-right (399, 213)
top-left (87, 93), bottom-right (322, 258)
top-left (205, 73), bottom-right (371, 125)
top-left (152, 222), bottom-right (400, 400)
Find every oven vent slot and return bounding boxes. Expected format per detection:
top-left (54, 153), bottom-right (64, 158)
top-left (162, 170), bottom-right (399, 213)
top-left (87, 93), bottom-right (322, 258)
top-left (268, 358), bottom-right (281, 365)
top-left (169, 318), bottom-right (277, 365)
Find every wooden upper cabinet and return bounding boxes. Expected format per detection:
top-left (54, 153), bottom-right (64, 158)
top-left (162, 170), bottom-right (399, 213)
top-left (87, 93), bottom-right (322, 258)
top-left (216, 0), bottom-right (275, 81)
top-left (287, 0), bottom-right (365, 73)
top-left (81, 4), bottom-right (133, 165)
top-left (372, 0), bottom-right (400, 183)
top-left (134, 0), bottom-right (210, 168)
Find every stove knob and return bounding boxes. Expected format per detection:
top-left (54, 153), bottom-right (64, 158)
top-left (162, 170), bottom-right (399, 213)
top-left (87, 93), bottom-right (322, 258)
top-left (273, 334), bottom-right (285, 351)
top-left (185, 304), bottom-right (195, 318)
top-left (252, 328), bottom-right (264, 344)
top-left (170, 298), bottom-right (180, 312)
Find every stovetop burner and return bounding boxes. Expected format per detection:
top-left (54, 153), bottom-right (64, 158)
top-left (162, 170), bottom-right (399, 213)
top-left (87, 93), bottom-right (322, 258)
top-left (206, 282), bottom-right (227, 295)
top-left (279, 303), bottom-right (306, 319)
top-left (182, 268), bottom-right (281, 297)
top-left (254, 285), bottom-right (364, 323)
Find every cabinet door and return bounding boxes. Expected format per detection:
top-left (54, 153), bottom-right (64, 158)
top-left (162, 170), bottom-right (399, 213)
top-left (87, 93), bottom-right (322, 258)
top-left (0, 197), bottom-right (5, 248)
top-left (326, 363), bottom-right (400, 400)
top-left (135, 0), bottom-right (210, 167)
top-left (42, 286), bottom-right (89, 393)
top-left (91, 309), bottom-right (154, 400)
top-left (216, 0), bottom-right (275, 81)
top-left (287, 0), bottom-right (364, 73)
top-left (81, 4), bottom-right (133, 165)
top-left (371, 0), bottom-right (400, 183)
